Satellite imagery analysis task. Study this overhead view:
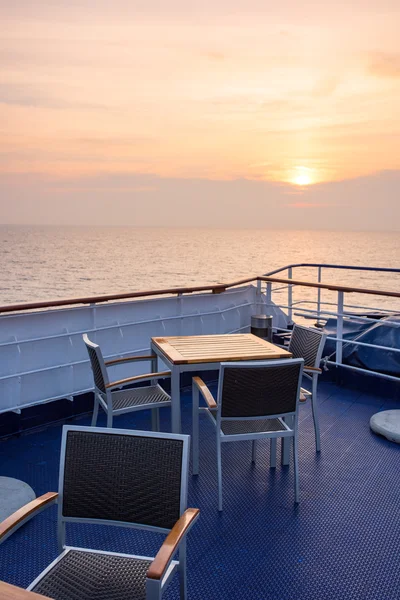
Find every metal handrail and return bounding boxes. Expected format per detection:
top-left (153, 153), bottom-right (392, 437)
top-left (257, 276), bottom-right (400, 298)
top-left (0, 277), bottom-right (257, 314)
top-left (1, 271), bottom-right (399, 314)
top-left (290, 299), bottom-right (398, 314)
top-left (264, 263), bottom-right (400, 276)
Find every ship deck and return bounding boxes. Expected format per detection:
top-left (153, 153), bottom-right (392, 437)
top-left (0, 377), bottom-right (399, 600)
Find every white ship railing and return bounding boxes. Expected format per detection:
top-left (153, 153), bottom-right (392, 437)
top-left (260, 264), bottom-right (400, 383)
top-left (0, 282), bottom-right (288, 414)
top-left (0, 266), bottom-right (399, 415)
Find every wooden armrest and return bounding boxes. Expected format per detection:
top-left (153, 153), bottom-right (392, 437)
top-left (192, 377), bottom-right (217, 409)
top-left (0, 492), bottom-right (58, 543)
top-left (274, 332), bottom-right (292, 338)
top-left (105, 354), bottom-right (156, 366)
top-left (304, 366), bottom-right (322, 373)
top-left (146, 508), bottom-right (200, 581)
top-left (106, 371), bottom-right (171, 389)
top-left (0, 581), bottom-right (51, 599)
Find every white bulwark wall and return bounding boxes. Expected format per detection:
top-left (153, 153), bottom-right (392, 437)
top-left (0, 285), bottom-right (287, 414)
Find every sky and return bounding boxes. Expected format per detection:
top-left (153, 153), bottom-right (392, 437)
top-left (1, 0), bottom-right (400, 228)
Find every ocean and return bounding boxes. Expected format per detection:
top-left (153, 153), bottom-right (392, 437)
top-left (0, 226), bottom-right (399, 314)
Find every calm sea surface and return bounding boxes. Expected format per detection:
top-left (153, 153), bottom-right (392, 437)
top-left (1, 226), bottom-right (399, 314)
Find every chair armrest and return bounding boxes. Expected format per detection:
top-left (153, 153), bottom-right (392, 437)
top-left (192, 377), bottom-right (217, 409)
top-left (304, 366), bottom-right (322, 374)
top-left (0, 492), bottom-right (58, 544)
top-left (106, 371), bottom-right (171, 390)
top-left (146, 508), bottom-right (200, 581)
top-left (0, 581), bottom-right (51, 599)
top-left (104, 354), bottom-right (156, 367)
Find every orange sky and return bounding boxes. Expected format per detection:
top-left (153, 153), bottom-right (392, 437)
top-left (1, 1), bottom-right (400, 189)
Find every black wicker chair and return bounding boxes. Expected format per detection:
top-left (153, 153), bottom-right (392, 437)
top-left (192, 358), bottom-right (304, 511)
top-left (0, 426), bottom-right (199, 600)
top-left (83, 334), bottom-right (172, 430)
top-left (287, 325), bottom-right (327, 451)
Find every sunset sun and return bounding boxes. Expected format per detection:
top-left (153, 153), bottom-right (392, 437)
top-left (293, 173), bottom-right (312, 186)
top-left (290, 166), bottom-right (314, 186)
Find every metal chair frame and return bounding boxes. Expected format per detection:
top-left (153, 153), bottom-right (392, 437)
top-left (192, 358), bottom-right (304, 511)
top-left (83, 334), bottom-right (172, 430)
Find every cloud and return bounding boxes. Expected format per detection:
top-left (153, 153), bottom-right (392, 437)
top-left (0, 83), bottom-right (108, 110)
top-left (312, 76), bottom-right (340, 97)
top-left (368, 53), bottom-right (400, 78)
top-left (75, 136), bottom-right (155, 148)
top-left (287, 202), bottom-right (340, 208)
top-left (51, 185), bottom-right (159, 193)
top-left (45, 172), bottom-right (159, 190)
top-left (203, 51), bottom-right (225, 61)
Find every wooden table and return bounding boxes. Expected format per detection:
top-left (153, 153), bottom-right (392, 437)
top-left (151, 334), bottom-right (292, 434)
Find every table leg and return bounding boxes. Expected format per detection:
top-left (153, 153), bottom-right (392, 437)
top-left (151, 354), bottom-right (159, 431)
top-left (171, 366), bottom-right (181, 433)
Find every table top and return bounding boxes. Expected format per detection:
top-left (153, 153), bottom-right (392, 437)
top-left (151, 333), bottom-right (292, 365)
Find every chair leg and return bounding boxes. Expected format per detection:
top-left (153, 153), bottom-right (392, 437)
top-left (281, 416), bottom-right (293, 466)
top-left (151, 408), bottom-right (160, 432)
top-left (91, 397), bottom-right (99, 427)
top-left (217, 437), bottom-right (223, 511)
top-left (252, 440), bottom-right (257, 463)
top-left (179, 538), bottom-right (187, 600)
top-left (311, 375), bottom-right (321, 452)
top-left (293, 434), bottom-right (299, 504)
top-left (106, 410), bottom-right (113, 428)
top-left (192, 385), bottom-right (199, 475)
top-left (270, 438), bottom-right (277, 468)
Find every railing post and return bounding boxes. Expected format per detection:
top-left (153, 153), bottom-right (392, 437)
top-left (317, 266), bottom-right (322, 325)
top-left (288, 267), bottom-right (293, 325)
top-left (177, 292), bottom-right (183, 335)
top-left (336, 291), bottom-right (344, 364)
top-left (256, 279), bottom-right (265, 315)
top-left (266, 281), bottom-right (272, 312)
top-left (90, 303), bottom-right (96, 338)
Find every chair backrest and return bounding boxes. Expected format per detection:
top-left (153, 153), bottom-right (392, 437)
top-left (58, 426), bottom-right (189, 535)
top-left (288, 325), bottom-right (326, 368)
top-left (83, 333), bottom-right (109, 394)
top-left (218, 358), bottom-right (304, 419)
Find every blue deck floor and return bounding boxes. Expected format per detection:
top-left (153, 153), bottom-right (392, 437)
top-left (0, 378), bottom-right (399, 600)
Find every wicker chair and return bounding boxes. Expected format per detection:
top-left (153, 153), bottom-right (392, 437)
top-left (0, 426), bottom-right (200, 600)
top-left (83, 334), bottom-right (172, 429)
top-left (192, 358), bottom-right (304, 511)
top-left (287, 325), bottom-right (327, 452)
